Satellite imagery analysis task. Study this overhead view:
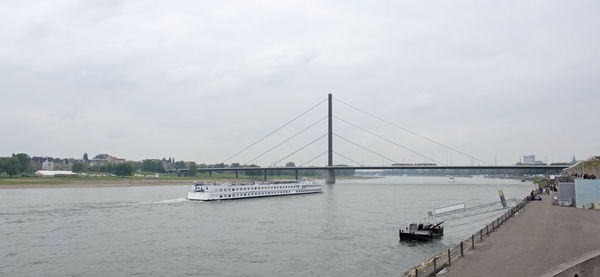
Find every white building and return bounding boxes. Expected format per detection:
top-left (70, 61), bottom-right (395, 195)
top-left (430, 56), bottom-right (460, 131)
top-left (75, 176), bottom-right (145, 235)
top-left (523, 155), bottom-right (536, 164)
top-left (35, 170), bottom-right (77, 177)
top-left (41, 160), bottom-right (54, 170)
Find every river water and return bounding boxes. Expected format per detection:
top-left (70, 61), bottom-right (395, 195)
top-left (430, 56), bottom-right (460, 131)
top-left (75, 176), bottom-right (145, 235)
top-left (1, 176), bottom-right (533, 276)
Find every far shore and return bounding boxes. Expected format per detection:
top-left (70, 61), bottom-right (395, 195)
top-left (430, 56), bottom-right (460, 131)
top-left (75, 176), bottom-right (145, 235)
top-left (0, 176), bottom-right (374, 189)
top-left (0, 178), bottom-right (197, 189)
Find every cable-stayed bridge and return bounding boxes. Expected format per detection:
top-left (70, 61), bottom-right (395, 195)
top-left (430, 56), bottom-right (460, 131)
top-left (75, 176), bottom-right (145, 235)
top-left (201, 94), bottom-right (568, 183)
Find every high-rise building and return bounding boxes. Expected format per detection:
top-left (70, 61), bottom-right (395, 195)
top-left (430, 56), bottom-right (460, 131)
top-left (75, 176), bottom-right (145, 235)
top-left (523, 155), bottom-right (536, 164)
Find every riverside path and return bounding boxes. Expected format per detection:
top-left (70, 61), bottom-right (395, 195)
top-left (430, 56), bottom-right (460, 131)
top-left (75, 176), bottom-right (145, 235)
top-left (442, 195), bottom-right (600, 277)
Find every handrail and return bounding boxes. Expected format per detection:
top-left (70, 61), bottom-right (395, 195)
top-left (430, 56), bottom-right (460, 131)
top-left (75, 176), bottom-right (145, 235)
top-left (403, 200), bottom-right (529, 277)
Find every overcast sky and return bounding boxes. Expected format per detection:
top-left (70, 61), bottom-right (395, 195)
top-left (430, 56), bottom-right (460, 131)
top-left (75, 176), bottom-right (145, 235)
top-left (1, 0), bottom-right (599, 166)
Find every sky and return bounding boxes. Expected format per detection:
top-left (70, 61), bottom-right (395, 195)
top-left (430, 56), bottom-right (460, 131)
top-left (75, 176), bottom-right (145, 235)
top-left (1, 0), bottom-right (599, 166)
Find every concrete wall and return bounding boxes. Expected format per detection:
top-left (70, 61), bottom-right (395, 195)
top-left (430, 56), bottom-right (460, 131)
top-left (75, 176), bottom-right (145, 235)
top-left (575, 179), bottom-right (600, 208)
top-left (545, 249), bottom-right (600, 277)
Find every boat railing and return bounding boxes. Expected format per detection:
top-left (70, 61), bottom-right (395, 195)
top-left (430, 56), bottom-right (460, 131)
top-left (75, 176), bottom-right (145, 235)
top-left (403, 200), bottom-right (528, 277)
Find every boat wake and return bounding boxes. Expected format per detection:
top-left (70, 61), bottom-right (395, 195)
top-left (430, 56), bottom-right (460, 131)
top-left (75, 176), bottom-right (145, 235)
top-left (153, 198), bottom-right (187, 204)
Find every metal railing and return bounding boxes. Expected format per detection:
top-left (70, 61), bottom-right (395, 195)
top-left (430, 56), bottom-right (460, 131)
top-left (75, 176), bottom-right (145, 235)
top-left (403, 200), bottom-right (528, 277)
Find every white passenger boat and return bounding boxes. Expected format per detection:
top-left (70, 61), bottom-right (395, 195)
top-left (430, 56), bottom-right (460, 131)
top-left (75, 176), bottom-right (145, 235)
top-left (186, 178), bottom-right (324, 201)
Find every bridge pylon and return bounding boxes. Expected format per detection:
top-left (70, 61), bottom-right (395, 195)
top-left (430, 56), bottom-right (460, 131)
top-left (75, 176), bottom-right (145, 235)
top-left (326, 93), bottom-right (335, 184)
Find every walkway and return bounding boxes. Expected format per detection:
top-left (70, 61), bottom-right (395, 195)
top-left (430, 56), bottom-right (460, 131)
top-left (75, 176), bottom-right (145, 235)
top-left (443, 196), bottom-right (600, 276)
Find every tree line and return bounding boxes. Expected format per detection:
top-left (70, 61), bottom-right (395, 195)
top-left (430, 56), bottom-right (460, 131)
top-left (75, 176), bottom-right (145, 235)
top-left (1, 152), bottom-right (355, 178)
top-left (0, 153), bottom-right (35, 177)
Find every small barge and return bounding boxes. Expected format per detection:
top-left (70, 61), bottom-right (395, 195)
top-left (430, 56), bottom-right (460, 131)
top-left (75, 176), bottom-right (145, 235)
top-left (399, 221), bottom-right (444, 241)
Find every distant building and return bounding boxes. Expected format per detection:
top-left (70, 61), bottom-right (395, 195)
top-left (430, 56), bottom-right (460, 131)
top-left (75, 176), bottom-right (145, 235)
top-left (91, 154), bottom-right (124, 166)
top-left (35, 170), bottom-right (77, 177)
top-left (41, 160), bottom-right (54, 170)
top-left (523, 155), bottom-right (536, 164)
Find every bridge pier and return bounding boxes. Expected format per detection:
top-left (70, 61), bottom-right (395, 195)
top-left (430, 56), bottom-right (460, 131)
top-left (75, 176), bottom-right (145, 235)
top-left (326, 169), bottom-right (335, 184)
top-left (264, 169), bottom-right (267, 182)
top-left (235, 170), bottom-right (238, 179)
top-left (295, 169), bottom-right (298, 181)
top-left (209, 170), bottom-right (212, 177)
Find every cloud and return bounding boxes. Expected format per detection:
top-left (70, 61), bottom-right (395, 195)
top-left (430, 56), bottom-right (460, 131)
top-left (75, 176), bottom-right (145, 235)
top-left (1, 0), bottom-right (599, 164)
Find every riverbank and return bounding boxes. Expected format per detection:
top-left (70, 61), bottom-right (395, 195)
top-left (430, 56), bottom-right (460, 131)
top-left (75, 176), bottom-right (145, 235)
top-left (0, 175), bottom-right (373, 189)
top-left (442, 195), bottom-right (600, 276)
top-left (0, 178), bottom-right (194, 189)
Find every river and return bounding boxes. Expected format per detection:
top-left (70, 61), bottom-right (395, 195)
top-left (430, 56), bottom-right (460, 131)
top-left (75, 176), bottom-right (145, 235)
top-left (0, 176), bottom-right (533, 276)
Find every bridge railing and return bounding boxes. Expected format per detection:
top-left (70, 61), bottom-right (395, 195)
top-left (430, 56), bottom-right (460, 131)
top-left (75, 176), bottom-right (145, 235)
top-left (403, 200), bottom-right (528, 277)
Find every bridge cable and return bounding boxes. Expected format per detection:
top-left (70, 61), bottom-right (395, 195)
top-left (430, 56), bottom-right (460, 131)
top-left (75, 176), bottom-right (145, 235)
top-left (333, 151), bottom-right (363, 166)
top-left (300, 151), bottom-right (328, 167)
top-left (269, 134), bottom-right (328, 167)
top-left (245, 116), bottom-right (327, 165)
top-left (335, 116), bottom-right (444, 165)
top-left (334, 133), bottom-right (398, 164)
top-left (334, 98), bottom-right (492, 165)
top-left (220, 98), bottom-right (327, 164)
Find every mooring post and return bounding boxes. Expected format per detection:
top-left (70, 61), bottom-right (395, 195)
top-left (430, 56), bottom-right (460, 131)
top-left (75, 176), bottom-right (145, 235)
top-left (480, 229), bottom-right (483, 241)
top-left (433, 257), bottom-right (437, 272)
top-left (448, 249), bottom-right (451, 266)
top-left (472, 235), bottom-right (475, 249)
top-left (326, 93), bottom-right (335, 184)
top-left (460, 241), bottom-right (464, 257)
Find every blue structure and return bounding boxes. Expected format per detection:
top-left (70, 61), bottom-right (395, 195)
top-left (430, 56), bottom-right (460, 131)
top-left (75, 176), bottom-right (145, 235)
top-left (575, 179), bottom-right (600, 208)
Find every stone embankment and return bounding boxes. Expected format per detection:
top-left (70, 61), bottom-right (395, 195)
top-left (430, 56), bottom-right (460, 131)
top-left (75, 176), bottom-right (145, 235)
top-left (420, 196), bottom-right (600, 277)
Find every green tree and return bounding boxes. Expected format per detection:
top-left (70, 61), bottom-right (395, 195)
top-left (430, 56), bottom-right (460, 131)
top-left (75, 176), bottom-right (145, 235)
top-left (141, 159), bottom-right (165, 173)
top-left (4, 157), bottom-right (21, 177)
top-left (285, 162), bottom-right (296, 167)
top-left (72, 161), bottom-right (88, 173)
top-left (114, 162), bottom-right (134, 177)
top-left (185, 162), bottom-right (198, 177)
top-left (12, 153), bottom-right (31, 173)
top-left (83, 153), bottom-right (89, 162)
top-left (174, 161), bottom-right (186, 169)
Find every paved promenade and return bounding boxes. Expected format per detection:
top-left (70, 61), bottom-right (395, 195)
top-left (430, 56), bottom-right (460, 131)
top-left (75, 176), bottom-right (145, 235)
top-left (444, 196), bottom-right (600, 277)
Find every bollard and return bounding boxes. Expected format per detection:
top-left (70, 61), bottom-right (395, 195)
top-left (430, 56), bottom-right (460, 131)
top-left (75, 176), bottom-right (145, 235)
top-left (472, 234), bottom-right (475, 249)
top-left (480, 229), bottom-right (483, 241)
top-left (433, 257), bottom-right (437, 272)
top-left (448, 249), bottom-right (451, 266)
top-left (414, 268), bottom-right (418, 277)
top-left (460, 241), bottom-right (464, 257)
top-left (492, 221), bottom-right (495, 231)
top-left (486, 225), bottom-right (489, 236)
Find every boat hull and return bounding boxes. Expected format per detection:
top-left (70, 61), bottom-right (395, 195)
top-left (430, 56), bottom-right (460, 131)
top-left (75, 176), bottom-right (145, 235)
top-left (399, 224), bottom-right (444, 241)
top-left (399, 230), bottom-right (443, 241)
top-left (186, 180), bottom-right (323, 201)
